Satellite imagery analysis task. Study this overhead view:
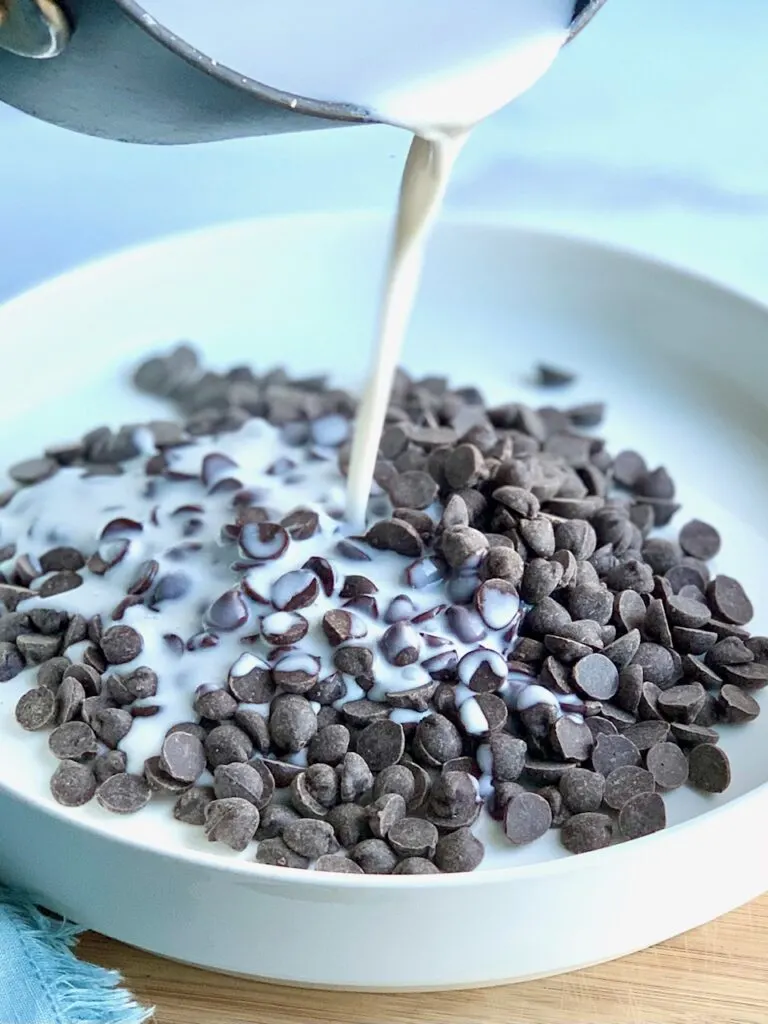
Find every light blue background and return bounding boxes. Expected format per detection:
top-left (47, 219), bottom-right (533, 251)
top-left (1, 0), bottom-right (767, 300)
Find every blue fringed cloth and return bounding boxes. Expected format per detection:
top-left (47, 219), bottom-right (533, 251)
top-left (0, 886), bottom-right (151, 1024)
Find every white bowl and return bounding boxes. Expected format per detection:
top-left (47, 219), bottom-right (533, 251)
top-left (0, 213), bottom-right (767, 990)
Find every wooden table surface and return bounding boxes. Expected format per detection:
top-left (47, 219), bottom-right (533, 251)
top-left (80, 894), bottom-right (768, 1024)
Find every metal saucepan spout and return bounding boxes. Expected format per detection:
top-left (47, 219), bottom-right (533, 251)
top-left (0, 0), bottom-right (608, 145)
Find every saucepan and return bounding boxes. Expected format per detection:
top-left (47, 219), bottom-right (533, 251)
top-left (0, 0), bottom-right (608, 144)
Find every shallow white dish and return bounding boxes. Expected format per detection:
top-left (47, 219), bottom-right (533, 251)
top-left (0, 212), bottom-right (767, 990)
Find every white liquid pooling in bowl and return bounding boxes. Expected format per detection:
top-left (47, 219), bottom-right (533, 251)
top-left (0, 421), bottom-right (578, 777)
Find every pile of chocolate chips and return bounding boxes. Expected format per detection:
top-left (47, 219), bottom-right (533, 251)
top-left (4, 346), bottom-right (765, 874)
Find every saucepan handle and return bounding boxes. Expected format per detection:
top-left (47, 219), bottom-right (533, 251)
top-left (0, 0), bottom-right (70, 59)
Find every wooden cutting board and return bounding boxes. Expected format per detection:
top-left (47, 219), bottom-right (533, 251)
top-left (81, 893), bottom-right (768, 1024)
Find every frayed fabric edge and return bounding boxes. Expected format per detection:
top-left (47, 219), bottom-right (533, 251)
top-left (0, 885), bottom-right (153, 1024)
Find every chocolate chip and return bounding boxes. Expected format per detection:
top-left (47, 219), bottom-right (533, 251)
top-left (657, 683), bottom-right (706, 723)
top-left (453, 647), bottom-right (503, 693)
top-left (707, 636), bottom-right (754, 667)
top-left (108, 666), bottom-right (157, 703)
top-left (204, 797), bottom-right (259, 850)
top-left (334, 751), bottom-right (372, 804)
top-left (434, 827), bottom-right (484, 872)
top-left (281, 819), bottom-right (339, 859)
top-left (99, 625), bottom-right (143, 665)
top-left (356, 720), bottom-right (405, 772)
top-left (336, 538), bottom-right (372, 561)
top-left (585, 717), bottom-right (618, 741)
top-left (306, 672), bottom-right (347, 706)
top-left (0, 584), bottom-right (33, 611)
top-left (377, 621), bottom-right (420, 667)
top-left (144, 756), bottom-right (192, 794)
top-left (517, 517), bottom-right (555, 558)
top-left (445, 606), bottom-right (487, 645)
top-left (204, 724), bottom-right (253, 767)
top-left (746, 636), bottom-right (768, 661)
top-left (48, 721), bottom-right (98, 761)
top-left (340, 700), bottom-right (389, 728)
top-left (603, 631), bottom-right (642, 672)
top-left (308, 724), bottom-right (350, 766)
top-left (314, 854), bottom-right (363, 874)
top-left (97, 772), bottom-right (152, 814)
top-left (90, 707), bottom-right (133, 748)
top-left (272, 652), bottom-right (321, 694)
top-left (591, 734), bottom-right (641, 776)
top-left (706, 575), bottom-right (753, 626)
top-left (385, 817), bottom-right (439, 859)
top-left (618, 791), bottom-right (666, 840)
top-left (332, 645), bottom-right (373, 678)
top-left (39, 546), bottom-right (85, 574)
top-left (15, 687), bottom-right (56, 730)
top-left (504, 792), bottom-right (552, 845)
top-left (561, 812), bottom-right (613, 853)
top-left (427, 771), bottom-right (480, 830)
top-left (665, 563), bottom-right (706, 594)
top-left (205, 589), bottom-right (249, 632)
top-left (173, 786), bottom-right (215, 826)
top-left (384, 594), bottom-right (417, 624)
top-left (474, 579), bottom-right (519, 630)
top-left (444, 444), bottom-right (486, 489)
top-left (255, 803), bottom-right (301, 841)
top-left (270, 570), bottom-right (319, 612)
top-left (718, 684), bottom-right (760, 723)
top-left (559, 767), bottom-right (605, 813)
top-left (269, 695), bottom-right (317, 753)
top-left (554, 520), bottom-right (597, 561)
top-left (254, 837), bottom-right (308, 868)
top-left (493, 485), bottom-right (540, 518)
top-left (480, 547), bottom-right (524, 587)
top-left (62, 614), bottom-right (88, 649)
top-left (440, 526), bottom-right (488, 569)
top-left (227, 654), bottom-right (274, 703)
top-left (239, 521), bottom-right (289, 562)
top-left (15, 633), bottom-right (60, 665)
top-left (387, 470), bottom-right (439, 510)
top-left (367, 792), bottom-right (407, 839)
top-left (302, 556), bottom-right (336, 598)
top-left (631, 642), bottom-right (677, 689)
top-left (10, 457), bottom-right (58, 485)
top-left (688, 743), bottom-right (731, 794)
top-left (261, 611), bottom-right (308, 646)
top-left (281, 508), bottom-right (320, 541)
top-left (0, 612), bottom-right (30, 645)
top-left (93, 750), bottom-right (128, 785)
top-left (622, 720), bottom-right (670, 751)
top-left (351, 838), bottom-right (398, 875)
top-left (29, 608), bottom-right (68, 636)
top-left (534, 363), bottom-right (575, 387)
top-left (679, 519), bottom-right (721, 561)
top-left (194, 685), bottom-right (237, 721)
top-left (718, 662), bottom-right (768, 689)
top-left (520, 558), bottom-right (564, 604)
top-left (603, 765), bottom-right (655, 810)
top-left (646, 741), bottom-right (688, 790)
top-left (50, 760), bottom-right (97, 807)
top-left (325, 803), bottom-right (370, 848)
top-left (161, 731), bottom-right (206, 783)
top-left (572, 653), bottom-right (619, 700)
top-left (545, 716), bottom-right (590, 762)
top-left (366, 518), bottom-right (423, 557)
top-left (413, 713), bottom-right (463, 768)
